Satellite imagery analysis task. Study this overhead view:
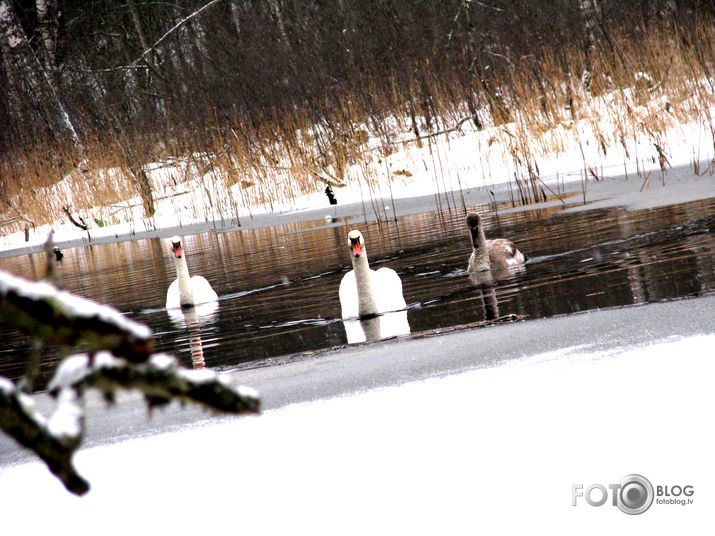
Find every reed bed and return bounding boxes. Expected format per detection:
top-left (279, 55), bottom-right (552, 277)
top-left (0, 17), bottom-right (712, 236)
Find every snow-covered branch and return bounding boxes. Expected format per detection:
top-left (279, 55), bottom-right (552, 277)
top-left (0, 270), bottom-right (153, 361)
top-left (0, 377), bottom-right (88, 494)
top-left (0, 269), bottom-right (261, 495)
top-left (48, 351), bottom-right (261, 416)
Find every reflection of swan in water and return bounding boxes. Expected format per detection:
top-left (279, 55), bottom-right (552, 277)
top-left (167, 299), bottom-right (218, 328)
top-left (166, 286), bottom-right (218, 368)
top-left (168, 307), bottom-right (211, 368)
top-left (339, 229), bottom-right (410, 343)
top-left (343, 311), bottom-right (411, 344)
top-left (466, 213), bottom-right (526, 272)
top-left (166, 236), bottom-right (218, 309)
top-left (469, 270), bottom-right (500, 321)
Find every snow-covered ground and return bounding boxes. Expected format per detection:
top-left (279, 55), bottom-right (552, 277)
top-left (0, 331), bottom-right (712, 535)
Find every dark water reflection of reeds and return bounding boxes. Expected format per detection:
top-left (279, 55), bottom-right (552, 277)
top-left (0, 197), bottom-right (712, 385)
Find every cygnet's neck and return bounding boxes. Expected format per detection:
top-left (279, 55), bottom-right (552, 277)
top-left (352, 252), bottom-right (379, 317)
top-left (470, 226), bottom-right (490, 271)
top-left (174, 255), bottom-right (195, 306)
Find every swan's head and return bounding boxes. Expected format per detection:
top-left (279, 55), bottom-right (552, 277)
top-left (347, 230), bottom-right (365, 258)
top-left (169, 236), bottom-right (184, 259)
top-left (466, 213), bottom-right (482, 231)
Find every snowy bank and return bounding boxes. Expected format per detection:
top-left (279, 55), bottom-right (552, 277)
top-left (1, 294), bottom-right (713, 534)
top-left (0, 328), bottom-right (712, 535)
top-left (1, 95), bottom-right (712, 258)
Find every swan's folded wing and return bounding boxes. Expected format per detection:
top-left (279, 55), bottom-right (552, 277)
top-left (487, 238), bottom-right (526, 265)
top-left (165, 279), bottom-right (180, 309)
top-left (189, 276), bottom-right (218, 304)
top-left (339, 270), bottom-right (358, 319)
top-left (374, 267), bottom-right (407, 311)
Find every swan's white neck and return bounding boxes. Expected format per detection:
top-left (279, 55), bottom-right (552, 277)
top-left (174, 254), bottom-right (195, 306)
top-left (352, 252), bottom-right (379, 317)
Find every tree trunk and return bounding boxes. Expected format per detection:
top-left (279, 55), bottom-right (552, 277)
top-left (126, 0), bottom-right (150, 52)
top-left (35, 0), bottom-right (58, 70)
top-left (268, 0), bottom-right (291, 53)
top-left (0, 0), bottom-right (83, 152)
top-left (230, 0), bottom-right (242, 36)
top-left (579, 0), bottom-right (602, 59)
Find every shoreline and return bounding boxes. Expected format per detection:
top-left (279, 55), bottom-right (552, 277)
top-left (1, 293), bottom-right (712, 466)
top-left (1, 158), bottom-right (712, 260)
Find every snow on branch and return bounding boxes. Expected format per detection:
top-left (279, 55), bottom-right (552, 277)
top-left (48, 352), bottom-right (261, 416)
top-left (0, 377), bottom-right (89, 494)
top-left (0, 270), bottom-right (153, 361)
top-left (0, 269), bottom-right (261, 495)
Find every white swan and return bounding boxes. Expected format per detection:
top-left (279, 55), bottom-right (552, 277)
top-left (165, 236), bottom-right (218, 310)
top-left (339, 230), bottom-right (407, 319)
top-left (339, 230), bottom-right (409, 343)
top-left (466, 213), bottom-right (526, 272)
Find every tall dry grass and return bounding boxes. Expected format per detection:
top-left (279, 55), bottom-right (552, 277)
top-left (1, 17), bottom-right (713, 235)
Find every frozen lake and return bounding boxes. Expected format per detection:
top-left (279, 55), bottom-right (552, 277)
top-left (0, 297), bottom-right (713, 534)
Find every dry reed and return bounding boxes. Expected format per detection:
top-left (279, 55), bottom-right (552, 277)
top-left (0, 18), bottom-right (713, 235)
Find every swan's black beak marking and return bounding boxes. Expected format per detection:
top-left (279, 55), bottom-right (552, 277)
top-left (350, 237), bottom-right (362, 258)
top-left (172, 242), bottom-right (183, 259)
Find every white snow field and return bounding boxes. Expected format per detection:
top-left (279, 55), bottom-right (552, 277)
top-left (0, 331), bottom-right (713, 535)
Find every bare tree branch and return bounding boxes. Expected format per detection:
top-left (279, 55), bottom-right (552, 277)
top-left (131, 0), bottom-right (223, 66)
top-left (0, 379), bottom-right (88, 495)
top-left (62, 206), bottom-right (88, 230)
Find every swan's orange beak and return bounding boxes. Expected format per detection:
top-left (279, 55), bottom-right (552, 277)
top-left (351, 242), bottom-right (361, 258)
top-left (173, 244), bottom-right (183, 259)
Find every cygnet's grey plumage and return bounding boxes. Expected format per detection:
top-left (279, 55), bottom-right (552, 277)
top-left (466, 213), bottom-right (526, 272)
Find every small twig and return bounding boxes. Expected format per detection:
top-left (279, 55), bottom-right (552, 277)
top-left (0, 193), bottom-right (36, 227)
top-left (535, 176), bottom-right (567, 206)
top-left (62, 206), bottom-right (88, 230)
top-left (399, 116), bottom-right (475, 146)
top-left (639, 170), bottom-right (654, 192)
top-left (309, 166), bottom-right (346, 188)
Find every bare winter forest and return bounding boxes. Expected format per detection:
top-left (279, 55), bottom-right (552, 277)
top-left (0, 0), bottom-right (713, 232)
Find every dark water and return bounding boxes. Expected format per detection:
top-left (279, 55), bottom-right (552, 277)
top-left (0, 196), bottom-right (712, 385)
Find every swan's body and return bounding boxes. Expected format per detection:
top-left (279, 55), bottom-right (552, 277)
top-left (339, 269), bottom-right (406, 318)
top-left (166, 236), bottom-right (218, 309)
top-left (466, 213), bottom-right (526, 272)
top-left (339, 230), bottom-right (407, 319)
